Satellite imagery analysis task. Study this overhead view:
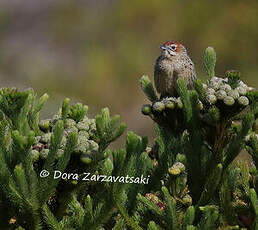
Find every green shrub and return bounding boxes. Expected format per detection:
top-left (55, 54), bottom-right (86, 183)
top-left (0, 47), bottom-right (257, 230)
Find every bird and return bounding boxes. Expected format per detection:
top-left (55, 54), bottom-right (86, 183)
top-left (154, 41), bottom-right (197, 98)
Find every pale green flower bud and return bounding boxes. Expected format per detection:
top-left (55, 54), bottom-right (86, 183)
top-left (209, 81), bottom-right (220, 91)
top-left (206, 94), bottom-right (217, 104)
top-left (223, 96), bottom-right (235, 106)
top-left (236, 86), bottom-right (247, 96)
top-left (169, 162), bottom-right (185, 176)
top-left (164, 100), bottom-right (175, 110)
top-left (168, 167), bottom-right (180, 176)
top-left (86, 140), bottom-right (99, 154)
top-left (40, 149), bottom-right (49, 159)
top-left (227, 89), bottom-right (239, 99)
top-left (57, 149), bottom-right (64, 158)
top-left (40, 133), bottom-right (51, 144)
top-left (31, 149), bottom-right (40, 162)
top-left (177, 97), bottom-right (183, 109)
top-left (220, 84), bottom-right (231, 92)
top-left (39, 119), bottom-right (50, 131)
top-left (172, 162), bottom-right (185, 173)
top-left (239, 81), bottom-right (248, 89)
top-left (88, 119), bottom-right (96, 135)
top-left (75, 135), bottom-right (89, 154)
top-left (66, 126), bottom-right (78, 134)
top-left (78, 131), bottom-right (89, 139)
top-left (206, 88), bottom-right (216, 95)
top-left (77, 121), bottom-right (89, 131)
top-left (141, 104), bottom-right (152, 115)
top-left (216, 90), bottom-right (227, 100)
top-left (182, 194), bottom-right (192, 206)
top-left (153, 102), bottom-right (165, 112)
top-left (65, 118), bottom-right (77, 127)
top-left (238, 96), bottom-right (249, 106)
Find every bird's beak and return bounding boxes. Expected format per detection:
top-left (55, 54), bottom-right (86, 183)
top-left (160, 45), bottom-right (167, 51)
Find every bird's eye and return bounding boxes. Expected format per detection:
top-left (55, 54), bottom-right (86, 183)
top-left (170, 45), bottom-right (176, 50)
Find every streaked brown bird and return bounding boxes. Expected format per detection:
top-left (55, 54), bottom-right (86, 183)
top-left (154, 41), bottom-right (197, 98)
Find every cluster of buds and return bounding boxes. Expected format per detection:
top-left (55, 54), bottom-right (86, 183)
top-left (154, 97), bottom-right (183, 112)
top-left (167, 161), bottom-right (191, 206)
top-left (142, 96), bottom-right (203, 115)
top-left (145, 193), bottom-right (165, 211)
top-left (168, 162), bottom-right (186, 176)
top-left (204, 75), bottom-right (251, 106)
top-left (31, 113), bottom-right (98, 163)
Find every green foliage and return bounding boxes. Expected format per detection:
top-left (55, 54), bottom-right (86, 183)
top-left (182, 206), bottom-right (195, 230)
top-left (198, 205), bottom-right (219, 230)
top-left (148, 221), bottom-right (162, 230)
top-left (162, 186), bottom-right (179, 230)
top-left (68, 103), bottom-right (88, 123)
top-left (0, 87), bottom-right (128, 229)
top-left (204, 47), bottom-right (216, 79)
top-left (0, 46), bottom-right (257, 229)
top-left (140, 75), bottom-right (159, 102)
top-left (95, 107), bottom-right (127, 152)
top-left (194, 79), bottom-right (206, 102)
top-left (198, 163), bottom-right (223, 206)
top-left (0, 88), bottom-right (48, 136)
top-left (226, 70), bottom-right (241, 89)
top-left (140, 47), bottom-right (258, 229)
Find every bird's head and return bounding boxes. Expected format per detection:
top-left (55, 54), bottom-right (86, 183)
top-left (160, 41), bottom-right (187, 59)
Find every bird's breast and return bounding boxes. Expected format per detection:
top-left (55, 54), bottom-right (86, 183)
top-left (158, 58), bottom-right (174, 76)
top-left (154, 58), bottom-right (177, 96)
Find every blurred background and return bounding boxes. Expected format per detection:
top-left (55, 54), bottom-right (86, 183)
top-left (0, 0), bottom-right (257, 147)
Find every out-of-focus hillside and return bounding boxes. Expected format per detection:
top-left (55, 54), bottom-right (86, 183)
top-left (0, 0), bottom-right (257, 146)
